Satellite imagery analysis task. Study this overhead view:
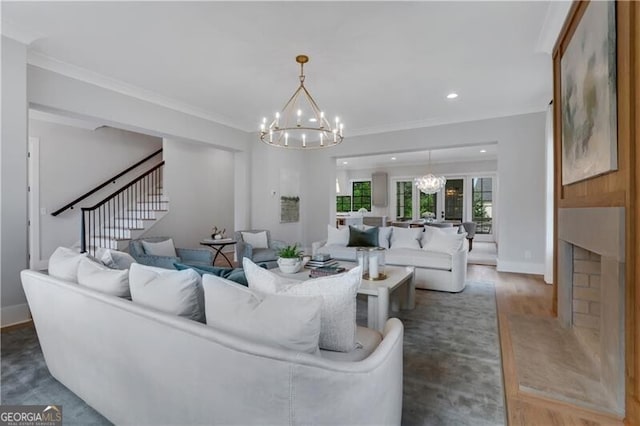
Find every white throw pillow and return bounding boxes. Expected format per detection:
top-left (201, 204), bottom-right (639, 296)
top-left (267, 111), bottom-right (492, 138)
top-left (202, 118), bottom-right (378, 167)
top-left (77, 257), bottom-right (130, 298)
top-left (422, 227), bottom-right (467, 254)
top-left (48, 246), bottom-right (87, 282)
top-left (202, 275), bottom-right (322, 355)
top-left (326, 224), bottom-right (350, 246)
top-left (141, 239), bottom-right (177, 257)
top-left (389, 227), bottom-right (422, 249)
top-left (244, 258), bottom-right (361, 352)
top-left (129, 263), bottom-right (204, 322)
top-left (241, 231), bottom-right (268, 249)
top-left (98, 248), bottom-right (137, 270)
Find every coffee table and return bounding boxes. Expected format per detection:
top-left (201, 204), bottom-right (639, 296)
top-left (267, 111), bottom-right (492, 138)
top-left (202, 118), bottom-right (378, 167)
top-left (272, 263), bottom-right (415, 331)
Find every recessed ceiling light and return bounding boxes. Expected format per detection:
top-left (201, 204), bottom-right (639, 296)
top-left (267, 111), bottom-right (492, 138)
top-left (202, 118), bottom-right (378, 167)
top-left (446, 93), bottom-right (458, 99)
top-left (309, 117), bottom-right (317, 122)
top-left (480, 149), bottom-right (487, 153)
top-left (391, 157), bottom-right (397, 160)
top-left (343, 161), bottom-right (348, 165)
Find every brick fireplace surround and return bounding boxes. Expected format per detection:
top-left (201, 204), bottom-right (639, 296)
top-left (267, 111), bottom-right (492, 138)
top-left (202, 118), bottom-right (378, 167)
top-left (557, 207), bottom-right (625, 416)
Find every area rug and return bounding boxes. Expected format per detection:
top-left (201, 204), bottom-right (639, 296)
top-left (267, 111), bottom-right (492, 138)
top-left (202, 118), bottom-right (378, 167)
top-left (358, 280), bottom-right (506, 425)
top-left (2, 280), bottom-right (505, 425)
top-left (1, 327), bottom-right (110, 425)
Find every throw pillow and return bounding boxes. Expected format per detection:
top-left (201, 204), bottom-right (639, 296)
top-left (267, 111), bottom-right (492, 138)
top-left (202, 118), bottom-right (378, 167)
top-left (389, 227), bottom-right (422, 249)
top-left (422, 227), bottom-right (467, 254)
top-left (77, 257), bottom-right (130, 298)
top-left (48, 246), bottom-right (87, 282)
top-left (241, 231), bottom-right (268, 249)
top-left (365, 225), bottom-right (392, 249)
top-left (347, 225), bottom-right (379, 247)
top-left (202, 275), bottom-right (322, 355)
top-left (141, 239), bottom-right (177, 257)
top-left (98, 248), bottom-right (137, 270)
top-left (244, 258), bottom-right (362, 352)
top-left (173, 262), bottom-right (249, 286)
top-left (129, 263), bottom-right (205, 322)
top-left (326, 224), bottom-right (350, 246)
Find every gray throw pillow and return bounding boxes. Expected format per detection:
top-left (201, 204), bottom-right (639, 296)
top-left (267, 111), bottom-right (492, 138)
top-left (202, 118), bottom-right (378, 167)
top-left (347, 225), bottom-right (379, 247)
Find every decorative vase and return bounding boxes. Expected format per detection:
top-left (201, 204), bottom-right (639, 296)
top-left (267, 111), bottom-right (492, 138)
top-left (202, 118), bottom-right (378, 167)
top-left (277, 257), bottom-right (303, 274)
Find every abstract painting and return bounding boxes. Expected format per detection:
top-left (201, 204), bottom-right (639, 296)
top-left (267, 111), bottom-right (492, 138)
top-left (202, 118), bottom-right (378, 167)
top-left (561, 1), bottom-right (617, 185)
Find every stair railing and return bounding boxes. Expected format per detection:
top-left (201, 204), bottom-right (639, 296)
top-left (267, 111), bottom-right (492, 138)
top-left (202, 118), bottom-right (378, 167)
top-left (52, 148), bottom-right (163, 217)
top-left (81, 162), bottom-right (165, 255)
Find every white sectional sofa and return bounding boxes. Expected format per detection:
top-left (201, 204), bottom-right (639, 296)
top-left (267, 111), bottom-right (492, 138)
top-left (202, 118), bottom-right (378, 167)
top-left (21, 269), bottom-right (404, 425)
top-left (313, 225), bottom-right (468, 292)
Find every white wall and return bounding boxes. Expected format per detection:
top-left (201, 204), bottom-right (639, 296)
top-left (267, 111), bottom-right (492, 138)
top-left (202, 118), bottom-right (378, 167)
top-left (249, 139), bottom-right (307, 246)
top-left (1, 37), bottom-right (29, 325)
top-left (496, 114), bottom-right (546, 274)
top-left (29, 120), bottom-right (162, 260)
top-left (143, 139), bottom-right (235, 251)
top-left (255, 112), bottom-right (547, 274)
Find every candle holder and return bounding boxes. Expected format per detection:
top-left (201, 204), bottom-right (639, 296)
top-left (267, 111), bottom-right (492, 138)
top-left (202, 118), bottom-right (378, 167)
top-left (356, 247), bottom-right (387, 281)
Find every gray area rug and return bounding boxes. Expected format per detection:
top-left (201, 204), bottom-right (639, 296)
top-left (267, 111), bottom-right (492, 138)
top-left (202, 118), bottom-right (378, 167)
top-left (2, 280), bottom-right (504, 425)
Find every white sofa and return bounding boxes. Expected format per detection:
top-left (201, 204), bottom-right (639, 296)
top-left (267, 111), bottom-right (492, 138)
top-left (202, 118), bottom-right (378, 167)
top-left (312, 226), bottom-right (468, 292)
top-left (21, 269), bottom-right (404, 425)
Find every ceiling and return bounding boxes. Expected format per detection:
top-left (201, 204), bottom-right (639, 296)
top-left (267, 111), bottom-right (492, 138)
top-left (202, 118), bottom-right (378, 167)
top-left (2, 1), bottom-right (563, 135)
top-left (336, 143), bottom-right (497, 170)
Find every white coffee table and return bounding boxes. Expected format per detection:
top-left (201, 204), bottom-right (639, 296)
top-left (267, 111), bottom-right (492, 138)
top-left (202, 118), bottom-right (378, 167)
top-left (272, 263), bottom-right (415, 331)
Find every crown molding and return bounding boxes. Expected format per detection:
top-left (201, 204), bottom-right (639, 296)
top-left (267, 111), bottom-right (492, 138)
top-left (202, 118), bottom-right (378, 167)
top-left (535, 0), bottom-right (572, 54)
top-left (1, 19), bottom-right (46, 45)
top-left (29, 109), bottom-right (104, 131)
top-left (27, 51), bottom-right (248, 132)
top-left (346, 106), bottom-right (547, 138)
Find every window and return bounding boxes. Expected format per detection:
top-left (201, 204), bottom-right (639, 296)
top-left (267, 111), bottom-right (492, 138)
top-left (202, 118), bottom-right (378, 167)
top-left (419, 192), bottom-right (437, 219)
top-left (352, 181), bottom-right (371, 212)
top-left (396, 181), bottom-right (413, 219)
top-left (472, 177), bottom-right (493, 234)
top-left (336, 195), bottom-right (352, 213)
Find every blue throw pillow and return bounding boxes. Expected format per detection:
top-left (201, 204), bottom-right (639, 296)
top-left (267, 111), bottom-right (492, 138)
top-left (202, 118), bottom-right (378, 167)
top-left (174, 263), bottom-right (249, 286)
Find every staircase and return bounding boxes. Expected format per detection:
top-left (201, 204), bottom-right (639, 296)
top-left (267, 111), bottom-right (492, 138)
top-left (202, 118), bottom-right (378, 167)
top-left (81, 162), bottom-right (167, 255)
top-left (89, 193), bottom-right (169, 252)
top-left (51, 149), bottom-right (168, 256)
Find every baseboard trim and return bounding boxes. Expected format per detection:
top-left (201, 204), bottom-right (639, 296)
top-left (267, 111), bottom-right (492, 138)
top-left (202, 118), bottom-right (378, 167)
top-left (496, 260), bottom-right (545, 275)
top-left (0, 303), bottom-right (32, 328)
top-left (1, 319), bottom-right (34, 333)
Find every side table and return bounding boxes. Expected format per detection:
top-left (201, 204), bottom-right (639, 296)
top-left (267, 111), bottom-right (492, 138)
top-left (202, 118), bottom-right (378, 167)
top-left (199, 239), bottom-right (237, 267)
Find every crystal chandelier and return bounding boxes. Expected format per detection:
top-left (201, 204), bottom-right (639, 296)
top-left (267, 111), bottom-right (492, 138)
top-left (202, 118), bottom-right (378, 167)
top-left (414, 151), bottom-right (446, 194)
top-left (259, 55), bottom-right (343, 149)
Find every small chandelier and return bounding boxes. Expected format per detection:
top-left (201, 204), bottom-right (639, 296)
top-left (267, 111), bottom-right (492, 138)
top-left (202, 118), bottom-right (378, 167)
top-left (414, 151), bottom-right (446, 194)
top-left (260, 55), bottom-right (343, 149)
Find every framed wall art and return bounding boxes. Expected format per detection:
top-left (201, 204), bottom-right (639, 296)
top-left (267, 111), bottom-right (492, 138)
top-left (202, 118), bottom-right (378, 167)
top-left (560, 1), bottom-right (617, 185)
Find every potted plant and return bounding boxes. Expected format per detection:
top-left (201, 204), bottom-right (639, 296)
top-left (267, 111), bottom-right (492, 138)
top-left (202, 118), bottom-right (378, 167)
top-left (277, 244), bottom-right (306, 274)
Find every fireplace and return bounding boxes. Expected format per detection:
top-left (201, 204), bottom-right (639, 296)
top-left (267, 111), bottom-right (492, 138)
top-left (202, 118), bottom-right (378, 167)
top-left (557, 207), bottom-right (625, 415)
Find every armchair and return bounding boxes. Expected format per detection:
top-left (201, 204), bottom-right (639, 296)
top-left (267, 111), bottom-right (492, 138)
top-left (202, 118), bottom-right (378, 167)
top-left (128, 237), bottom-right (214, 269)
top-left (234, 230), bottom-right (287, 269)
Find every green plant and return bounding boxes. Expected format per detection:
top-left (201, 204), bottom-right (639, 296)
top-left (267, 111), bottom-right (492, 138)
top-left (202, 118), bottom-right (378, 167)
top-left (277, 244), bottom-right (303, 259)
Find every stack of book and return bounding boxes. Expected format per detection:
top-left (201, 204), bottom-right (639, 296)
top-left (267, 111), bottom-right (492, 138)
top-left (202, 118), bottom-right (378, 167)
top-left (306, 257), bottom-right (339, 269)
top-left (309, 265), bottom-right (346, 278)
